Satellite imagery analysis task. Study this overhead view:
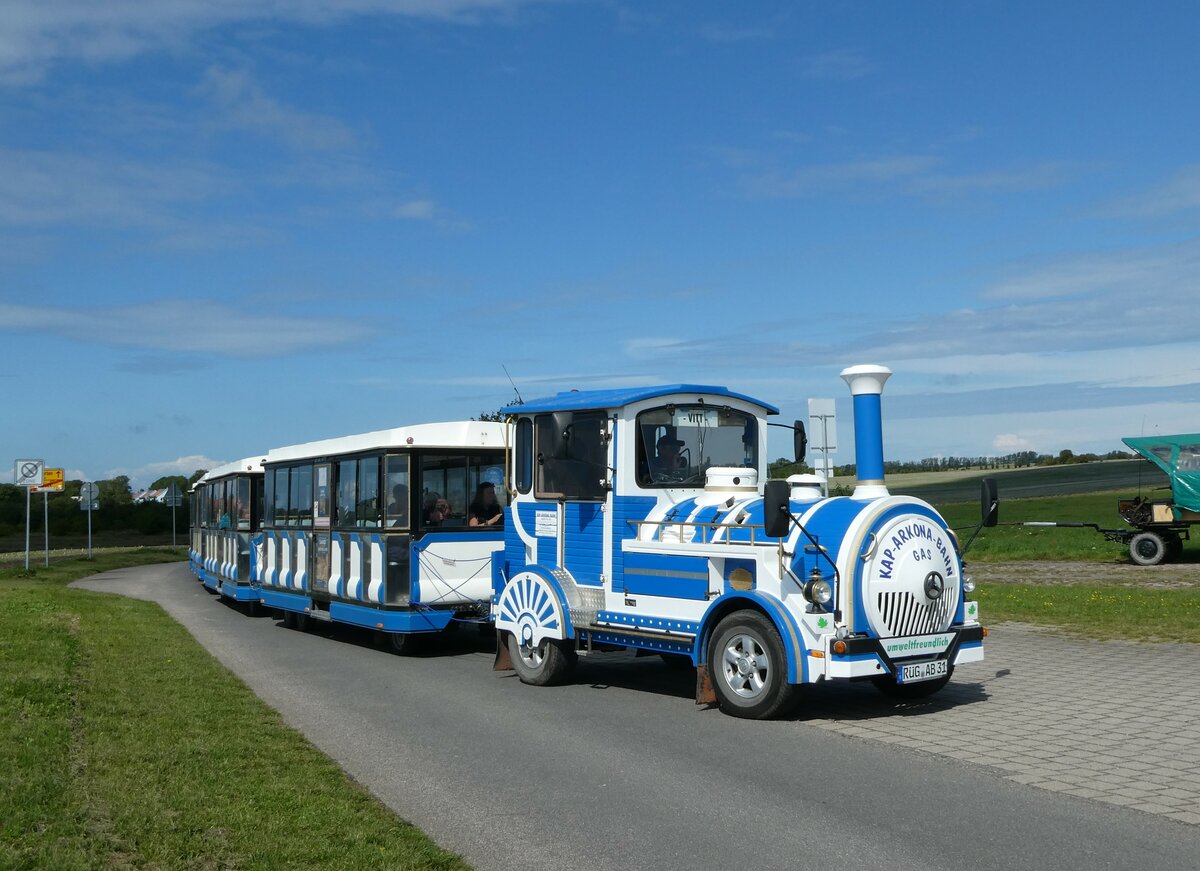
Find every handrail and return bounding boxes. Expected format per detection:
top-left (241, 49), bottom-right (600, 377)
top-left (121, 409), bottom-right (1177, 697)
top-left (627, 518), bottom-right (768, 545)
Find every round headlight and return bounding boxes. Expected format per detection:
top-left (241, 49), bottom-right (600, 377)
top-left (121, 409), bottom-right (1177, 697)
top-left (804, 578), bottom-right (833, 605)
top-left (962, 576), bottom-right (976, 594)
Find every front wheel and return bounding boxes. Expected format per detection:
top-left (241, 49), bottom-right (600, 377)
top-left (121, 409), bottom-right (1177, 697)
top-left (506, 632), bottom-right (576, 686)
top-left (707, 611), bottom-right (798, 719)
top-left (1129, 531), bottom-right (1168, 566)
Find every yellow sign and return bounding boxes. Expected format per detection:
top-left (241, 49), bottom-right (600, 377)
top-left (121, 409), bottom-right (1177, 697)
top-left (32, 468), bottom-right (65, 493)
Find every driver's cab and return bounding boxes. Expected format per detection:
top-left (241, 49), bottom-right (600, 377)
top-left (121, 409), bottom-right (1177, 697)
top-left (502, 385), bottom-right (777, 603)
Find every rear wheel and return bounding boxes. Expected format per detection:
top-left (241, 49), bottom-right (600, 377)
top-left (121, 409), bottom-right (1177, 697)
top-left (506, 632), bottom-right (576, 686)
top-left (872, 665), bottom-right (953, 700)
top-left (1129, 531), bottom-right (1168, 566)
top-left (1165, 533), bottom-right (1184, 562)
top-left (707, 611), bottom-right (798, 719)
top-left (389, 632), bottom-right (414, 654)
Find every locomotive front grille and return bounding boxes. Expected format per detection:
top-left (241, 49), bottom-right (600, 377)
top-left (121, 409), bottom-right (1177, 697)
top-left (877, 591), bottom-right (952, 638)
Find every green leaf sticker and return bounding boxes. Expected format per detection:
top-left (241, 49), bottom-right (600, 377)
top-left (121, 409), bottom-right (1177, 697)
top-left (817, 617), bottom-right (829, 629)
top-left (968, 603), bottom-right (977, 616)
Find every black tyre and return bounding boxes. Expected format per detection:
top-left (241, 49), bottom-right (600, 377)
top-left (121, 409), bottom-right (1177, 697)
top-left (872, 665), bottom-right (954, 700)
top-left (1166, 533), bottom-right (1184, 562)
top-left (281, 609), bottom-right (297, 629)
top-left (506, 631), bottom-right (577, 686)
top-left (389, 632), bottom-right (414, 654)
top-left (707, 611), bottom-right (798, 719)
top-left (1129, 531), bottom-right (1168, 566)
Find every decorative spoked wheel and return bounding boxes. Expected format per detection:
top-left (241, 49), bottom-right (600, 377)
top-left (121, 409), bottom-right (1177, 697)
top-left (871, 665), bottom-right (953, 700)
top-left (707, 611), bottom-right (797, 719)
top-left (1129, 531), bottom-right (1169, 566)
top-left (507, 631), bottom-right (576, 686)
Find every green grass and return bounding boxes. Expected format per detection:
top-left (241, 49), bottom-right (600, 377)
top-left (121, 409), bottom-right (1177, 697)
top-left (977, 584), bottom-right (1200, 643)
top-left (0, 551), bottom-right (469, 870)
top-left (936, 490), bottom-right (1179, 562)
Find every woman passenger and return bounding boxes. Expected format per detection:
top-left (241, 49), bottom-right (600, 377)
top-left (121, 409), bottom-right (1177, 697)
top-left (468, 482), bottom-right (504, 528)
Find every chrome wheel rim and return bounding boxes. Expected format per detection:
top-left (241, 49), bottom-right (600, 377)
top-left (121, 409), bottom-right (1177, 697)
top-left (518, 639), bottom-right (546, 669)
top-left (721, 633), bottom-right (770, 699)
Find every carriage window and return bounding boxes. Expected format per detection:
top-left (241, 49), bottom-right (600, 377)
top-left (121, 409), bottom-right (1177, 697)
top-left (357, 456), bottom-right (380, 528)
top-left (419, 453), bottom-right (506, 529)
top-left (515, 418), bottom-right (533, 494)
top-left (291, 464), bottom-right (313, 527)
top-left (385, 455), bottom-right (410, 529)
top-left (263, 469), bottom-right (275, 526)
top-left (336, 460), bottom-right (356, 527)
top-left (273, 467), bottom-right (290, 526)
top-left (636, 405), bottom-right (758, 488)
top-left (236, 477), bottom-right (251, 529)
top-left (535, 411), bottom-right (607, 501)
top-left (314, 464), bottom-right (331, 528)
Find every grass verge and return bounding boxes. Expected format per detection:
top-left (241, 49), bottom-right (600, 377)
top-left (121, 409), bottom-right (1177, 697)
top-left (0, 551), bottom-right (469, 870)
top-left (977, 583), bottom-right (1200, 643)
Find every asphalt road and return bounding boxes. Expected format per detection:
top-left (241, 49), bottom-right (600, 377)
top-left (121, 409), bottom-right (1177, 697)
top-left (74, 563), bottom-right (1199, 871)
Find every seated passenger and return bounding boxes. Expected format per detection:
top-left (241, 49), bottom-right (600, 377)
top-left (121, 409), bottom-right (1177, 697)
top-left (423, 493), bottom-right (450, 526)
top-left (468, 482), bottom-right (504, 528)
top-left (386, 484), bottom-right (408, 527)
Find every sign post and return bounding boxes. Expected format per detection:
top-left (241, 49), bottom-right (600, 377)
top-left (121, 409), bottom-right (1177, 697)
top-left (79, 482), bottom-right (99, 560)
top-left (15, 460), bottom-right (45, 571)
top-left (165, 483), bottom-right (184, 549)
top-left (33, 468), bottom-right (64, 567)
top-left (807, 399), bottom-right (837, 497)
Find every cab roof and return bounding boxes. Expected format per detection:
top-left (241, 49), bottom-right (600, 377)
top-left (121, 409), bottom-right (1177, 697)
top-left (506, 384), bottom-right (778, 415)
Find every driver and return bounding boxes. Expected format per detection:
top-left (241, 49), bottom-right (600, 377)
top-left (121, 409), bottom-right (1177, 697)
top-left (650, 435), bottom-right (686, 480)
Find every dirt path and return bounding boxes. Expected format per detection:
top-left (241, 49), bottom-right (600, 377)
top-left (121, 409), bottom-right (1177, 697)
top-left (975, 560), bottom-right (1197, 588)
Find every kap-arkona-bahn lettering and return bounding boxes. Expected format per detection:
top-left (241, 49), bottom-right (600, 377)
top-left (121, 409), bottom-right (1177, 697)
top-left (189, 364), bottom-right (999, 719)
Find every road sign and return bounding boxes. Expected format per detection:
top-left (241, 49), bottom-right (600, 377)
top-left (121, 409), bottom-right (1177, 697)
top-left (807, 399), bottom-right (837, 452)
top-left (15, 459), bottom-right (44, 487)
top-left (164, 483), bottom-right (183, 507)
top-left (32, 467), bottom-right (65, 493)
top-left (79, 482), bottom-right (99, 501)
top-left (80, 500), bottom-right (99, 511)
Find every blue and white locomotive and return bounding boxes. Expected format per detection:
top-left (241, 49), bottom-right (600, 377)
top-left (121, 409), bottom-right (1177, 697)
top-left (493, 365), bottom-right (992, 718)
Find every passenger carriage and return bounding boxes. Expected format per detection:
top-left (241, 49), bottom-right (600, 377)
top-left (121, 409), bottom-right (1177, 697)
top-left (258, 421), bottom-right (506, 649)
top-left (188, 456), bottom-right (266, 606)
top-left (493, 365), bottom-right (993, 718)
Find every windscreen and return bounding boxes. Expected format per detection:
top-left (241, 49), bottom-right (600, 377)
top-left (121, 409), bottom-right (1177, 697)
top-left (637, 405), bottom-right (758, 487)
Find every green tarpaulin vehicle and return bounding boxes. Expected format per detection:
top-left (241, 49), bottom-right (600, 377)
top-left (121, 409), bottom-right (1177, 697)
top-left (1024, 433), bottom-right (1200, 566)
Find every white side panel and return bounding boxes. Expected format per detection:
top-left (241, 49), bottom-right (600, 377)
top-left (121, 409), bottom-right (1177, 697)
top-left (366, 535), bottom-right (385, 604)
top-left (414, 539), bottom-right (496, 605)
top-left (280, 534), bottom-right (292, 588)
top-left (347, 535), bottom-right (363, 601)
top-left (329, 534), bottom-right (343, 598)
top-left (294, 532), bottom-right (308, 592)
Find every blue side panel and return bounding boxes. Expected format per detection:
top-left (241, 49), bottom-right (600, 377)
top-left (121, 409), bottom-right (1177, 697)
top-left (260, 586), bottom-right (311, 613)
top-left (621, 552), bottom-right (709, 600)
top-left (610, 495), bottom-right (656, 591)
top-left (564, 502), bottom-right (604, 584)
top-left (517, 501), bottom-right (559, 568)
top-left (220, 582), bottom-right (258, 602)
top-left (328, 601), bottom-right (452, 633)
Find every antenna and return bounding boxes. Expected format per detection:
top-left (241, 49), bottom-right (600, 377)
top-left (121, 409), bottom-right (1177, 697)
top-left (502, 364), bottom-right (524, 406)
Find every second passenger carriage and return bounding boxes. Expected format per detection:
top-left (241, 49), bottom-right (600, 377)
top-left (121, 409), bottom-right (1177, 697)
top-left (257, 421), bottom-right (506, 648)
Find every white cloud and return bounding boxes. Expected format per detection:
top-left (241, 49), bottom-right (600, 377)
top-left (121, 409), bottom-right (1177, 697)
top-left (198, 66), bottom-right (357, 151)
top-left (992, 433), bottom-right (1033, 452)
top-left (801, 49), bottom-right (874, 80)
top-left (1099, 164), bottom-right (1200, 218)
top-left (392, 197), bottom-right (469, 229)
top-left (104, 453), bottom-right (225, 488)
top-left (0, 1), bottom-right (541, 84)
top-left (0, 299), bottom-right (375, 357)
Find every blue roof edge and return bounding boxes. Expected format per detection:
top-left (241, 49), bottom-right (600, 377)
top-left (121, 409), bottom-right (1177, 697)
top-left (504, 384), bottom-right (779, 415)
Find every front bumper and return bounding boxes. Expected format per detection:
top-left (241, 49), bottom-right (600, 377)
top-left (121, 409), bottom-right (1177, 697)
top-left (820, 624), bottom-right (984, 680)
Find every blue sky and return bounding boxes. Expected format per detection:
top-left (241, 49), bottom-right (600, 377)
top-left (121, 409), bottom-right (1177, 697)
top-left (2, 1), bottom-right (1199, 486)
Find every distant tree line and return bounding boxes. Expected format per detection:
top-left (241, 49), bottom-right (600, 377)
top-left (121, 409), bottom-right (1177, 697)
top-left (0, 470), bottom-right (206, 540)
top-left (769, 449), bottom-right (1138, 480)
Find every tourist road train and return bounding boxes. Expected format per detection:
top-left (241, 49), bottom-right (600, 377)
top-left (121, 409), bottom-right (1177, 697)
top-left (189, 364), bottom-right (996, 718)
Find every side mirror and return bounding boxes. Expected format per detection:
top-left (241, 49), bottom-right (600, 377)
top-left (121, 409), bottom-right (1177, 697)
top-left (981, 478), bottom-right (999, 527)
top-left (793, 420), bottom-right (807, 464)
top-left (763, 479), bottom-right (791, 538)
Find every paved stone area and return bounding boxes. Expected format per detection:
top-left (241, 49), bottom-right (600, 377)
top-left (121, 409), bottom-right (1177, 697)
top-left (798, 622), bottom-right (1200, 825)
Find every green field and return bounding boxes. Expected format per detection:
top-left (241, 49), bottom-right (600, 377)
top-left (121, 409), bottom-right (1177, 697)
top-left (0, 552), bottom-right (468, 871)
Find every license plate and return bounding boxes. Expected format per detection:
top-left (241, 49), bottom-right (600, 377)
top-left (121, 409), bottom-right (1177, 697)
top-left (897, 659), bottom-right (948, 684)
